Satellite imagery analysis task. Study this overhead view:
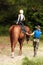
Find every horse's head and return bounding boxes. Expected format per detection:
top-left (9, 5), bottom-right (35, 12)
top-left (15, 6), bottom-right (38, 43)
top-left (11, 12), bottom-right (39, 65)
top-left (25, 26), bottom-right (31, 43)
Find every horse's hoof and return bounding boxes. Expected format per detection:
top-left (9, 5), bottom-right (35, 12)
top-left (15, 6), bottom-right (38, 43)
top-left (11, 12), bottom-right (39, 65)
top-left (19, 52), bottom-right (22, 56)
top-left (33, 54), bottom-right (36, 57)
top-left (11, 55), bottom-right (14, 58)
top-left (11, 52), bottom-right (14, 58)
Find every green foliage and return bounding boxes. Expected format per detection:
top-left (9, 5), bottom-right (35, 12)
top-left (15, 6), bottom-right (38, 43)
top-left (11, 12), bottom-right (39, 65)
top-left (26, 7), bottom-right (43, 26)
top-left (0, 25), bottom-right (9, 36)
top-left (0, 0), bottom-right (43, 35)
top-left (22, 57), bottom-right (43, 65)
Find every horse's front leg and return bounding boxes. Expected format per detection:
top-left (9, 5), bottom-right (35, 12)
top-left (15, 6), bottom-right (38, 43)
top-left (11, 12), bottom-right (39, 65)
top-left (19, 43), bottom-right (23, 55)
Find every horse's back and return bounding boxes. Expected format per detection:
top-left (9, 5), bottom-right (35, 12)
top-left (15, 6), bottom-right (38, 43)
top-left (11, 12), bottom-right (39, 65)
top-left (9, 25), bottom-right (21, 32)
top-left (9, 25), bottom-right (31, 45)
top-left (9, 25), bottom-right (30, 35)
top-left (9, 25), bottom-right (30, 39)
top-left (9, 25), bottom-right (21, 38)
top-left (9, 25), bottom-right (25, 39)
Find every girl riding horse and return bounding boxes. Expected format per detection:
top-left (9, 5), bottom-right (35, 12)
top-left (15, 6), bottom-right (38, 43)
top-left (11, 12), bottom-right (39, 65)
top-left (16, 9), bottom-right (29, 35)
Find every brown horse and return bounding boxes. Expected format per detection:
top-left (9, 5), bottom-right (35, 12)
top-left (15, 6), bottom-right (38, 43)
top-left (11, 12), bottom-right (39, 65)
top-left (9, 25), bottom-right (30, 57)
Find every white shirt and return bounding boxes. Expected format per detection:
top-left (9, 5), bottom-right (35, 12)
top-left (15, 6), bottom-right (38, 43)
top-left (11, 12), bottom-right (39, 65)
top-left (17, 14), bottom-right (25, 22)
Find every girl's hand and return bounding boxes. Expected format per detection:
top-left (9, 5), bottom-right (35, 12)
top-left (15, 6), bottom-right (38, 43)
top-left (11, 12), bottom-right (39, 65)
top-left (16, 22), bottom-right (18, 24)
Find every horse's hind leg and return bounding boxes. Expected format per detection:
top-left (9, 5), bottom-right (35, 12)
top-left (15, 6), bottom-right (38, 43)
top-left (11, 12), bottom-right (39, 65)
top-left (18, 39), bottom-right (24, 55)
top-left (9, 30), bottom-right (15, 57)
top-left (9, 31), bottom-right (14, 58)
top-left (11, 38), bottom-right (18, 57)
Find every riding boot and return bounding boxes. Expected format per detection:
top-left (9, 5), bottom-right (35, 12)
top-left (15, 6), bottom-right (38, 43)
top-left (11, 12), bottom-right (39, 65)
top-left (19, 22), bottom-right (30, 36)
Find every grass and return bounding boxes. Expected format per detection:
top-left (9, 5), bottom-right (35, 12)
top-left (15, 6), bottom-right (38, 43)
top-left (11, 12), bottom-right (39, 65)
top-left (0, 36), bottom-right (43, 65)
top-left (22, 57), bottom-right (43, 65)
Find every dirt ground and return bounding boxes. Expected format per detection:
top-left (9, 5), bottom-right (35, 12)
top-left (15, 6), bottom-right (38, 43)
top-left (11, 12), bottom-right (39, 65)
top-left (0, 36), bottom-right (43, 65)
